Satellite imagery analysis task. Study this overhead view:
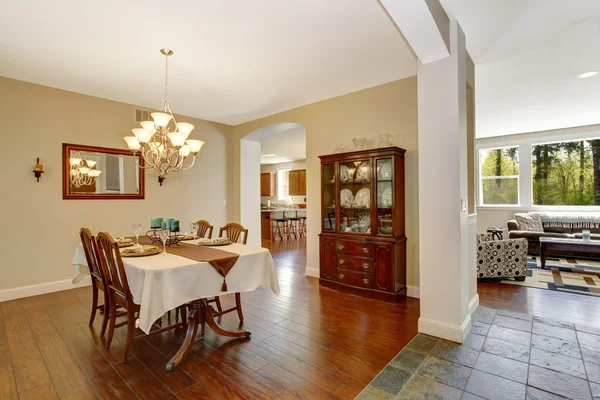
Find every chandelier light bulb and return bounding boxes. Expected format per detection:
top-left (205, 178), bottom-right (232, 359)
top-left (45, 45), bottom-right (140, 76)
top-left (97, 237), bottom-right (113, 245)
top-left (124, 136), bottom-right (141, 151)
top-left (79, 167), bottom-right (90, 175)
top-left (140, 121), bottom-right (156, 132)
top-left (186, 140), bottom-right (204, 154)
top-left (179, 144), bottom-right (191, 157)
top-left (176, 122), bottom-right (194, 137)
top-left (168, 132), bottom-right (186, 147)
top-left (132, 128), bottom-right (154, 144)
top-left (88, 170), bottom-right (102, 177)
top-left (85, 160), bottom-right (97, 168)
top-left (151, 112), bottom-right (172, 128)
top-left (70, 157), bottom-right (82, 166)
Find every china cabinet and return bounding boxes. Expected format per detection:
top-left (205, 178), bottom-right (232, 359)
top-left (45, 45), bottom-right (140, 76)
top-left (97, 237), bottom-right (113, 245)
top-left (319, 146), bottom-right (406, 302)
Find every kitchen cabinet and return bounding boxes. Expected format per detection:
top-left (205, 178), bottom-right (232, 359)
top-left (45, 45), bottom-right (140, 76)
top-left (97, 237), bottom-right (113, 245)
top-left (261, 212), bottom-right (272, 240)
top-left (288, 169), bottom-right (306, 196)
top-left (261, 173), bottom-right (276, 197)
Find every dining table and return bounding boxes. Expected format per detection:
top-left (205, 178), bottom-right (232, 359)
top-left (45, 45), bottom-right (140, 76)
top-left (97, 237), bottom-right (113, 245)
top-left (71, 235), bottom-right (280, 370)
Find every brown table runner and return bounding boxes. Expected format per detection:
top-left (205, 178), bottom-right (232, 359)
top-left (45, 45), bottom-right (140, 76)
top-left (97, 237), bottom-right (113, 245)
top-left (137, 237), bottom-right (239, 291)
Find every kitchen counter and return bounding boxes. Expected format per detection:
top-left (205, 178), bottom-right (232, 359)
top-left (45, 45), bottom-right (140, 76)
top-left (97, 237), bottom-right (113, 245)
top-left (261, 208), bottom-right (306, 213)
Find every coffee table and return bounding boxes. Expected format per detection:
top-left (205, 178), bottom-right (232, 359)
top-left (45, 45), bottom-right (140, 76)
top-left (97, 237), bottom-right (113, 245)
top-left (539, 237), bottom-right (600, 269)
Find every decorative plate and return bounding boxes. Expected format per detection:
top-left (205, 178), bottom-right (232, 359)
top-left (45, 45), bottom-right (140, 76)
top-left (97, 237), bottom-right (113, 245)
top-left (356, 162), bottom-right (371, 182)
top-left (120, 245), bottom-right (161, 257)
top-left (379, 187), bottom-right (392, 206)
top-left (353, 188), bottom-right (370, 208)
top-left (378, 161), bottom-right (392, 180)
top-left (340, 189), bottom-right (355, 208)
top-left (340, 165), bottom-right (352, 183)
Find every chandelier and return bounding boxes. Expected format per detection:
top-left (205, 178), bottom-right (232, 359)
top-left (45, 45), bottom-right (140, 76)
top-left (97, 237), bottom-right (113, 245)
top-left (124, 48), bottom-right (204, 185)
top-left (70, 151), bottom-right (102, 187)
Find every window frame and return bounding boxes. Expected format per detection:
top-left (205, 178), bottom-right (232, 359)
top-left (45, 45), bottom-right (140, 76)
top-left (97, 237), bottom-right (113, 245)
top-left (478, 146), bottom-right (521, 207)
top-left (277, 168), bottom-right (291, 201)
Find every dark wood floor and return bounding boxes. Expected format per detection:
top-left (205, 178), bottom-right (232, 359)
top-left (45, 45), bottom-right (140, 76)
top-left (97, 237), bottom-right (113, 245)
top-left (1, 239), bottom-right (599, 400)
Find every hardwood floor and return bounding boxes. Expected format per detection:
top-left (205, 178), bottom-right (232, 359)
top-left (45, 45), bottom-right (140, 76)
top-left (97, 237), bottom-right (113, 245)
top-left (2, 239), bottom-right (599, 399)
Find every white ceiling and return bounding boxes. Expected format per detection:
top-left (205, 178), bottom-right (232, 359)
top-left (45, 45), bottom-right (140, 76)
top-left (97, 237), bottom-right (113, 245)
top-left (259, 127), bottom-right (306, 164)
top-left (441, 0), bottom-right (600, 138)
top-left (0, 0), bottom-right (416, 126)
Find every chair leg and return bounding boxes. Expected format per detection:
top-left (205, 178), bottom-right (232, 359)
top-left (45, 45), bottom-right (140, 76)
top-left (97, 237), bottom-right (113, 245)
top-left (89, 286), bottom-right (98, 326)
top-left (100, 292), bottom-right (110, 336)
top-left (123, 312), bottom-right (136, 362)
top-left (105, 298), bottom-right (117, 349)
top-left (214, 297), bottom-right (223, 312)
top-left (235, 292), bottom-right (244, 322)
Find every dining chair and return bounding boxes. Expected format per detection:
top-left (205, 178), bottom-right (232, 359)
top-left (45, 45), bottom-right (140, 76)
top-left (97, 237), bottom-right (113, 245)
top-left (96, 231), bottom-right (182, 361)
top-left (195, 219), bottom-right (214, 239)
top-left (212, 223), bottom-right (248, 322)
top-left (79, 228), bottom-right (111, 336)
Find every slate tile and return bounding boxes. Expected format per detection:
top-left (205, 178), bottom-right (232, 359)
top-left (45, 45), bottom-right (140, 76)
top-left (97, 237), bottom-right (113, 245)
top-left (415, 356), bottom-right (472, 390)
top-left (356, 385), bottom-right (396, 400)
top-left (493, 315), bottom-right (533, 332)
top-left (389, 349), bottom-right (426, 373)
top-left (472, 307), bottom-right (497, 325)
top-left (406, 334), bottom-right (439, 354)
top-left (531, 334), bottom-right (581, 359)
top-left (395, 374), bottom-right (462, 400)
top-left (582, 345), bottom-right (600, 364)
top-left (461, 393), bottom-right (486, 400)
top-left (471, 321), bottom-right (491, 336)
top-left (529, 348), bottom-right (586, 379)
top-left (590, 382), bottom-right (600, 399)
top-left (465, 370), bottom-right (526, 400)
top-left (430, 340), bottom-right (480, 368)
top-left (526, 386), bottom-right (568, 399)
top-left (579, 331), bottom-right (600, 350)
top-left (474, 352), bottom-right (528, 384)
top-left (533, 316), bottom-right (574, 330)
top-left (463, 334), bottom-right (485, 351)
top-left (576, 324), bottom-right (600, 336)
top-left (488, 324), bottom-right (532, 345)
top-left (370, 365), bottom-right (412, 396)
top-left (497, 309), bottom-right (533, 321)
top-left (483, 337), bottom-right (530, 363)
top-left (533, 321), bottom-right (577, 342)
top-left (585, 359), bottom-right (600, 384)
top-left (528, 365), bottom-right (591, 400)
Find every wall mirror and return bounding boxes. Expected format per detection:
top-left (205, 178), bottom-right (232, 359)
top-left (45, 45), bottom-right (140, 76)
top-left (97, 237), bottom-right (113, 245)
top-left (62, 143), bottom-right (145, 199)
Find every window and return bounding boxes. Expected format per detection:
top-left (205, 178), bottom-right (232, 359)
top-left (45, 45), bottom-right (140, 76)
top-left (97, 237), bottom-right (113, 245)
top-left (277, 169), bottom-right (291, 200)
top-left (479, 147), bottom-right (519, 205)
top-left (532, 139), bottom-right (600, 206)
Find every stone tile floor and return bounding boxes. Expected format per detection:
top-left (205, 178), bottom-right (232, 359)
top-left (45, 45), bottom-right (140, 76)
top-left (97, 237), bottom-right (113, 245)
top-left (356, 306), bottom-right (600, 399)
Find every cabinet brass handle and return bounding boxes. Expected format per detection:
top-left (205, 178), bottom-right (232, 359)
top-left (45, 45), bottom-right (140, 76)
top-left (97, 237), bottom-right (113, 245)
top-left (362, 263), bottom-right (369, 269)
top-left (362, 247), bottom-right (369, 253)
top-left (338, 245), bottom-right (344, 251)
top-left (339, 274), bottom-right (345, 280)
top-left (362, 278), bottom-right (370, 284)
top-left (339, 259), bottom-right (345, 265)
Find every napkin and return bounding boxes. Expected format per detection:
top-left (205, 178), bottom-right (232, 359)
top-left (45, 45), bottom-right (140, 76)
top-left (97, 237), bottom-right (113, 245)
top-left (197, 237), bottom-right (232, 246)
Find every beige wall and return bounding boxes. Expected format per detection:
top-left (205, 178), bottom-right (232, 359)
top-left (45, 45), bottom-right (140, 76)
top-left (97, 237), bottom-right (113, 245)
top-left (0, 77), bottom-right (231, 293)
top-left (230, 77), bottom-right (420, 291)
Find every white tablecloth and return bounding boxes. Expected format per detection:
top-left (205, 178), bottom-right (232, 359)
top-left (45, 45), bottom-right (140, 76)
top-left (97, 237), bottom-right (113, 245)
top-left (71, 241), bottom-right (280, 333)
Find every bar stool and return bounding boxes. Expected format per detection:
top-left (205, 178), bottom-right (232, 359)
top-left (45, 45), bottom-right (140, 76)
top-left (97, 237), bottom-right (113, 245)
top-left (274, 218), bottom-right (289, 240)
top-left (298, 217), bottom-right (307, 238)
top-left (288, 217), bottom-right (300, 239)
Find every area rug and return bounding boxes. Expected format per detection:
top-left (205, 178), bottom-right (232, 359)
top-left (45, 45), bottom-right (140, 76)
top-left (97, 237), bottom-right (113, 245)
top-left (501, 256), bottom-right (600, 297)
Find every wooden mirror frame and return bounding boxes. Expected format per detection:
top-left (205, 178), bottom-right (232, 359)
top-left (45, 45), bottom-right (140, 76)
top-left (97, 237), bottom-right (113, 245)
top-left (62, 143), bottom-right (145, 200)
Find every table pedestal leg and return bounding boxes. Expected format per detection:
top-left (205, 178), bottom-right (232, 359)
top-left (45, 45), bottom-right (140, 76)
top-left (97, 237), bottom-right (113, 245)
top-left (165, 300), bottom-right (251, 371)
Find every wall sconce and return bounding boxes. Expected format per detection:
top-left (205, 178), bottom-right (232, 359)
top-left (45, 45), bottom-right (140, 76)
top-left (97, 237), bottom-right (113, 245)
top-left (33, 157), bottom-right (44, 182)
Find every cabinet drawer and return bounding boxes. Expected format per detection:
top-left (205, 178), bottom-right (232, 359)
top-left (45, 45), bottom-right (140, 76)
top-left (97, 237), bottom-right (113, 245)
top-left (336, 240), bottom-right (374, 257)
top-left (337, 256), bottom-right (374, 273)
top-left (336, 269), bottom-right (375, 288)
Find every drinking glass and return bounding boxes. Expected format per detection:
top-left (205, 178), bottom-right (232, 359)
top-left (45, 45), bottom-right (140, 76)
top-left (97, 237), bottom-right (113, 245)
top-left (191, 222), bottom-right (199, 240)
top-left (158, 228), bottom-right (170, 254)
top-left (132, 224), bottom-right (143, 245)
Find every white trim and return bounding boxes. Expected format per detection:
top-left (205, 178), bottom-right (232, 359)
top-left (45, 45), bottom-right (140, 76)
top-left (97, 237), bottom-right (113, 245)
top-left (477, 124), bottom-right (600, 148)
top-left (407, 285), bottom-right (420, 298)
top-left (468, 294), bottom-right (479, 315)
top-left (468, 213), bottom-right (477, 225)
top-left (0, 277), bottom-right (91, 302)
top-left (418, 314), bottom-right (472, 343)
top-left (305, 267), bottom-right (319, 278)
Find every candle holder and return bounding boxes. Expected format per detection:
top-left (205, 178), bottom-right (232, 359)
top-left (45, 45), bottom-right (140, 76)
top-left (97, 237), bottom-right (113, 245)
top-left (33, 157), bottom-right (44, 182)
top-left (146, 228), bottom-right (183, 247)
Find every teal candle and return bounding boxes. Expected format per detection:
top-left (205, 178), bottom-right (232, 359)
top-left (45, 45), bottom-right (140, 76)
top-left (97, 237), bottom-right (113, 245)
top-left (151, 217), bottom-right (163, 228)
top-left (161, 221), bottom-right (167, 229)
top-left (170, 219), bottom-right (179, 231)
top-left (166, 218), bottom-right (173, 228)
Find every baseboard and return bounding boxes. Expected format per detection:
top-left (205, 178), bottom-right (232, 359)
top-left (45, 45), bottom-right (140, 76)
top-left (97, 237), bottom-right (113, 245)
top-left (418, 314), bottom-right (472, 343)
top-left (468, 294), bottom-right (480, 315)
top-left (0, 277), bottom-right (91, 302)
top-left (305, 267), bottom-right (319, 278)
top-left (407, 285), bottom-right (420, 299)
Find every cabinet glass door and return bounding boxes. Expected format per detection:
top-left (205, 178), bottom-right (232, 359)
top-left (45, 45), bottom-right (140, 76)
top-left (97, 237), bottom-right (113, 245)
top-left (339, 159), bottom-right (371, 234)
top-left (376, 157), bottom-right (393, 236)
top-left (322, 163), bottom-right (336, 232)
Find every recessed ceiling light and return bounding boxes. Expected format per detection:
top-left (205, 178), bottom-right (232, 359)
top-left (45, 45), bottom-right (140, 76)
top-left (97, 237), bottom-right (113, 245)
top-left (578, 71), bottom-right (598, 79)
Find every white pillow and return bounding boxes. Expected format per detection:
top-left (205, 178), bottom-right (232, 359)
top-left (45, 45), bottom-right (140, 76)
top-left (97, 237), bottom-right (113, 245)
top-left (515, 213), bottom-right (543, 232)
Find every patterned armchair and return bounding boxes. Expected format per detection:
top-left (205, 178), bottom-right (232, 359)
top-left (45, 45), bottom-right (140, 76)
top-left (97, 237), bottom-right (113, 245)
top-left (477, 234), bottom-right (528, 281)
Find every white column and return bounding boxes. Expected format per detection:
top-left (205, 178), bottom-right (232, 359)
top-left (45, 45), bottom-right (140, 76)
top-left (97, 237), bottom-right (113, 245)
top-left (418, 20), bottom-right (471, 342)
top-left (240, 139), bottom-right (261, 247)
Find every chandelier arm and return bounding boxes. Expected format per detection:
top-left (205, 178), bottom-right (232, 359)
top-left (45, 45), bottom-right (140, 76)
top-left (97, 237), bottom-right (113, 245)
top-left (178, 155), bottom-right (196, 171)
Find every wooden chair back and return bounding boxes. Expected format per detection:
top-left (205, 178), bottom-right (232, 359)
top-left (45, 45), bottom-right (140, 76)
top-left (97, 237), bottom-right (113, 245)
top-left (195, 220), bottom-right (213, 239)
top-left (219, 223), bottom-right (248, 244)
top-left (79, 228), bottom-right (103, 285)
top-left (96, 231), bottom-right (133, 304)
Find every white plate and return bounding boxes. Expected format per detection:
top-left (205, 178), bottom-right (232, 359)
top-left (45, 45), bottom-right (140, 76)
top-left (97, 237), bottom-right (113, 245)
top-left (353, 188), bottom-right (370, 208)
top-left (340, 189), bottom-right (355, 208)
top-left (378, 160), bottom-right (392, 180)
top-left (340, 165), bottom-right (352, 183)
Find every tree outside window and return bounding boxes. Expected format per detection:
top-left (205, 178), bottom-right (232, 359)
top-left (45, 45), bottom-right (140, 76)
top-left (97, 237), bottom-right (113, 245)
top-left (479, 147), bottom-right (519, 205)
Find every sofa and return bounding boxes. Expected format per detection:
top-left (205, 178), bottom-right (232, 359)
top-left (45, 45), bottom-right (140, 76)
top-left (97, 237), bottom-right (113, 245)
top-left (507, 212), bottom-right (600, 255)
top-left (477, 233), bottom-right (528, 280)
